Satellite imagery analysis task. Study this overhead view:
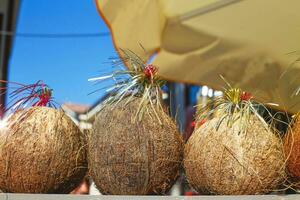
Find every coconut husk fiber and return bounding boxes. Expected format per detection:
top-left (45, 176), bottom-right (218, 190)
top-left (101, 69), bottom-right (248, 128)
top-left (88, 98), bottom-right (184, 195)
top-left (0, 107), bottom-right (87, 193)
top-left (184, 115), bottom-right (286, 195)
top-left (284, 116), bottom-right (300, 188)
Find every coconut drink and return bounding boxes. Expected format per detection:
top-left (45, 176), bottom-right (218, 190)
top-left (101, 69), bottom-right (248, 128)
top-left (184, 87), bottom-right (286, 195)
top-left (284, 114), bottom-right (300, 188)
top-left (88, 50), bottom-right (183, 195)
top-left (0, 81), bottom-right (87, 193)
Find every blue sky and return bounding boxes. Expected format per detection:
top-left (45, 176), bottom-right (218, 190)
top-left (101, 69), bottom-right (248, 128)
top-left (8, 0), bottom-right (116, 106)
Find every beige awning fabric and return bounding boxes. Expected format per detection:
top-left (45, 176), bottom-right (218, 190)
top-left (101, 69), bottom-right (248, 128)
top-left (96, 0), bottom-right (300, 113)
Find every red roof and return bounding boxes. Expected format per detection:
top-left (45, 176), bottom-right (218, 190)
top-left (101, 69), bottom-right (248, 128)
top-left (63, 103), bottom-right (90, 114)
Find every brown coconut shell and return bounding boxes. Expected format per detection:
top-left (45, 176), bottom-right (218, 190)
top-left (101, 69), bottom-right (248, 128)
top-left (88, 98), bottom-right (184, 195)
top-left (184, 116), bottom-right (285, 195)
top-left (284, 117), bottom-right (300, 187)
top-left (0, 107), bottom-right (87, 193)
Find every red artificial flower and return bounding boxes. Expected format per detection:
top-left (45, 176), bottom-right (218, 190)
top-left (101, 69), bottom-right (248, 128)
top-left (34, 86), bottom-right (52, 107)
top-left (197, 119), bottom-right (207, 127)
top-left (144, 64), bottom-right (158, 79)
top-left (36, 94), bottom-right (50, 106)
top-left (191, 121), bottom-right (196, 127)
top-left (191, 119), bottom-right (206, 128)
top-left (240, 91), bottom-right (253, 101)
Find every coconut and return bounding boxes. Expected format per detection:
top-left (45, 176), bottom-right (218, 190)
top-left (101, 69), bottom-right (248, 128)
top-left (284, 116), bottom-right (300, 188)
top-left (184, 116), bottom-right (285, 195)
top-left (88, 98), bottom-right (184, 195)
top-left (0, 106), bottom-right (87, 193)
top-left (184, 88), bottom-right (286, 195)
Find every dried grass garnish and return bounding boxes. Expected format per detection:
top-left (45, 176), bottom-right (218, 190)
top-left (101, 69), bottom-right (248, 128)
top-left (0, 80), bottom-right (57, 115)
top-left (196, 80), bottom-right (277, 135)
top-left (89, 49), bottom-right (165, 124)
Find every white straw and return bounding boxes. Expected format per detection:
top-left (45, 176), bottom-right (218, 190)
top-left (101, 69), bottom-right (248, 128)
top-left (88, 75), bottom-right (113, 82)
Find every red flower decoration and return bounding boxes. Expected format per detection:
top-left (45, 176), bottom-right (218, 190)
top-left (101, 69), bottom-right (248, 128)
top-left (240, 91), bottom-right (253, 101)
top-left (34, 87), bottom-right (52, 107)
top-left (197, 119), bottom-right (207, 127)
top-left (191, 121), bottom-right (196, 127)
top-left (144, 64), bottom-right (158, 79)
top-left (191, 119), bottom-right (207, 128)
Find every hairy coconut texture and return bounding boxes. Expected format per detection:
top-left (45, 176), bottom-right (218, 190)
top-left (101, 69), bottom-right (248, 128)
top-left (0, 107), bottom-right (87, 193)
top-left (284, 117), bottom-right (300, 188)
top-left (88, 98), bottom-right (184, 195)
top-left (184, 116), bottom-right (286, 195)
